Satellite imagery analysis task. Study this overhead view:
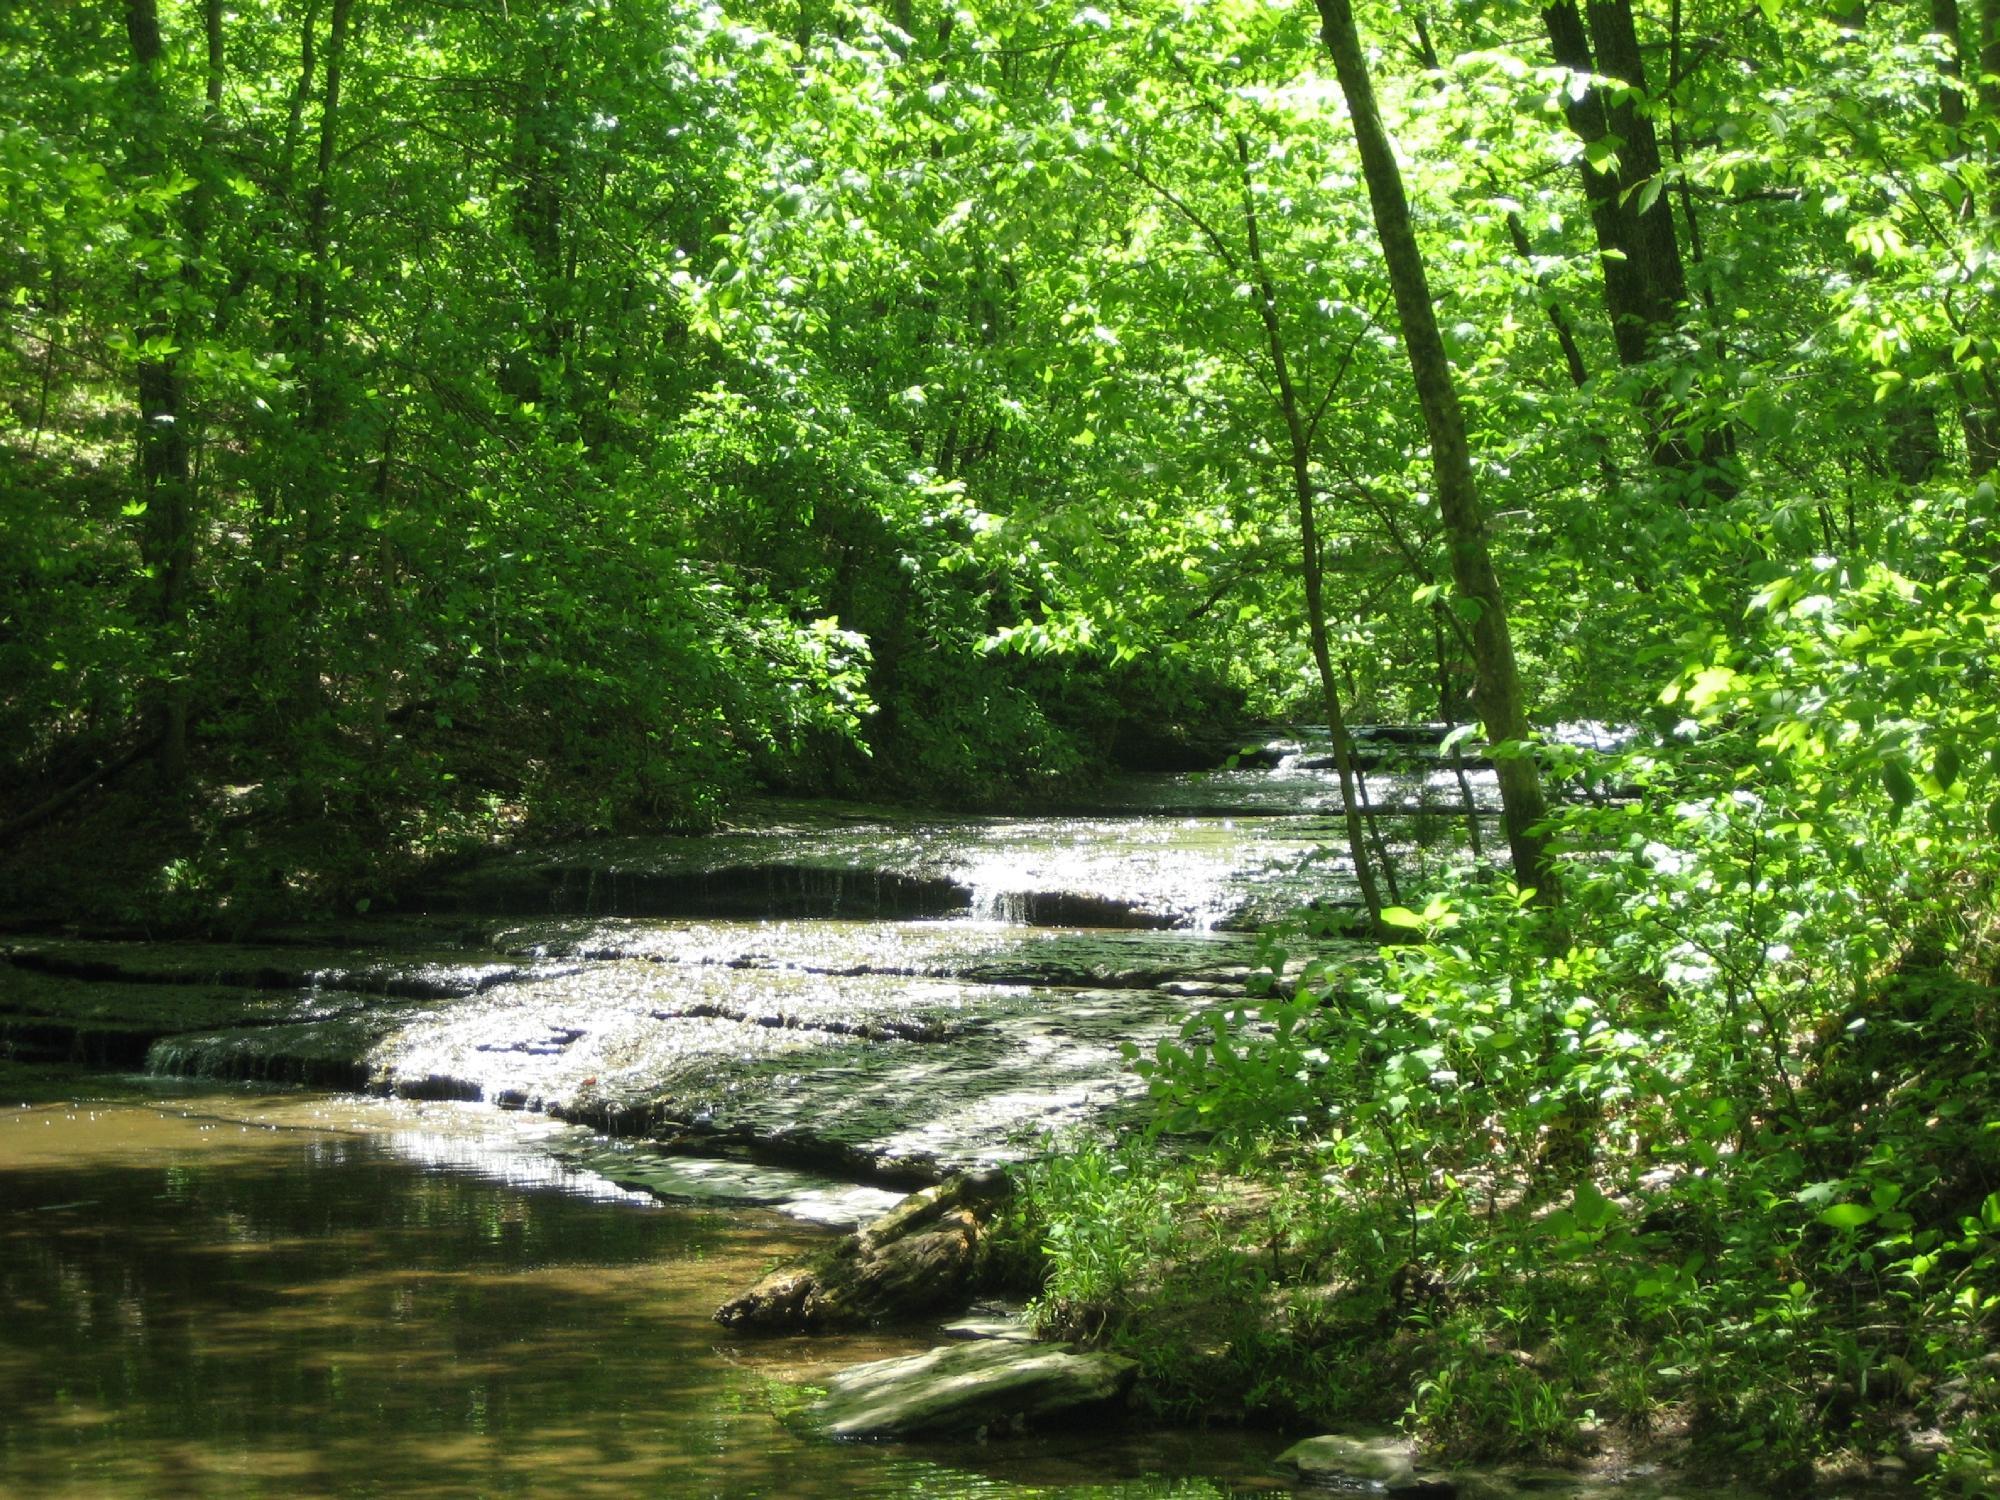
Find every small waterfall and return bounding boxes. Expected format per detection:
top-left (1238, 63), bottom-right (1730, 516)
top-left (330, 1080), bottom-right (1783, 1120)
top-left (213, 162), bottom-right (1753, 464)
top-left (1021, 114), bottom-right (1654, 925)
top-left (144, 1028), bottom-right (373, 1091)
top-left (145, 1035), bottom-right (212, 1077)
top-left (965, 884), bottom-right (1031, 924)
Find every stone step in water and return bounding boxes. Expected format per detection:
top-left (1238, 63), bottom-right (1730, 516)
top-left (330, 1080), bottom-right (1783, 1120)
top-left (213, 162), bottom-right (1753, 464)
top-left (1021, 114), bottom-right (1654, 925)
top-left (145, 1007), bottom-right (421, 1091)
top-left (137, 960), bottom-right (1201, 1182)
top-left (0, 968), bottom-right (441, 1069)
top-left (419, 809), bottom-right (1389, 930)
top-left (1050, 767), bottom-right (1502, 820)
top-left (428, 859), bottom-right (979, 922)
top-left (3, 938), bottom-right (542, 1000)
top-left (482, 917), bottom-right (1278, 990)
top-left (555, 1139), bottom-right (909, 1226)
top-left (14, 909), bottom-right (1367, 1185)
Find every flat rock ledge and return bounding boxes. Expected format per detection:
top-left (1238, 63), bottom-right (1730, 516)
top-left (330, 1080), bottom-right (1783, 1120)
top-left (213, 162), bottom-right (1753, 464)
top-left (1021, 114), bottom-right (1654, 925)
top-left (715, 1172), bottom-right (1007, 1332)
top-left (806, 1339), bottom-right (1137, 1439)
top-left (1274, 1434), bottom-right (1457, 1497)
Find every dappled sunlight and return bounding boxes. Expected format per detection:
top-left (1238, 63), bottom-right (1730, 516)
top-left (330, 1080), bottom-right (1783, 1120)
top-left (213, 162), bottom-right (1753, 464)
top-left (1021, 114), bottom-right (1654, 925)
top-left (0, 1100), bottom-right (1279, 1498)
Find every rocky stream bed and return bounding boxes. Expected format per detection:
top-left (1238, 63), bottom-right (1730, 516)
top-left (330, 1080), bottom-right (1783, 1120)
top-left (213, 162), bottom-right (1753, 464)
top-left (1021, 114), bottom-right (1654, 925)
top-left (3, 736), bottom-right (1910, 1496)
top-left (6, 744), bottom-right (1454, 1204)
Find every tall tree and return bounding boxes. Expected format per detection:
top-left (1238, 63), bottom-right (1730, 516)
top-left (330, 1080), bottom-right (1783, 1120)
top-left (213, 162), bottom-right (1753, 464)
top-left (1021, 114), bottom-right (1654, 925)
top-left (297, 0), bottom-right (352, 690)
top-left (1312, 0), bottom-right (1555, 894)
top-left (1230, 128), bottom-right (1387, 927)
top-left (1538, 0), bottom-right (1733, 501)
top-left (121, 0), bottom-right (196, 784)
top-left (1926, 0), bottom-right (2000, 473)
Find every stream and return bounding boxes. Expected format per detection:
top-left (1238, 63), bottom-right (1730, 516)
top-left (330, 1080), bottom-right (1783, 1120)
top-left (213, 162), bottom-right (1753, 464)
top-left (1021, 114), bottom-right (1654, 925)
top-left (0, 733), bottom-right (1788, 1496)
top-left (0, 1086), bottom-right (1290, 1497)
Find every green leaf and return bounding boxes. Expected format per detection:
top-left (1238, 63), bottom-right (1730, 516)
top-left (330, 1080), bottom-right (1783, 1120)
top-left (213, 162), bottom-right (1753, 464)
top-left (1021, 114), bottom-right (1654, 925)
top-left (1686, 665), bottom-right (1740, 713)
top-left (1934, 741), bottom-right (1961, 792)
top-left (1881, 760), bottom-right (1917, 810)
top-left (1819, 1203), bottom-right (1878, 1231)
top-left (1625, 174), bottom-right (1664, 217)
top-left (1378, 906), bottom-right (1426, 929)
top-left (1573, 1182), bottom-right (1619, 1230)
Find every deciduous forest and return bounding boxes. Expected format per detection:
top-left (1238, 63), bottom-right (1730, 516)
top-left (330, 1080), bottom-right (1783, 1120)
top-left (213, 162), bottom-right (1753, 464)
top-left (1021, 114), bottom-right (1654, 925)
top-left (3, 0), bottom-right (1997, 1489)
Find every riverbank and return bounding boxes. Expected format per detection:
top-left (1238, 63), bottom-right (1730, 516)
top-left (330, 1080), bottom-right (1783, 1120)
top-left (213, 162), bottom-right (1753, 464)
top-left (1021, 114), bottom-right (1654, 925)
top-left (0, 1080), bottom-right (1928, 1500)
top-left (989, 877), bottom-right (2000, 1498)
top-left (5, 744), bottom-right (1994, 1497)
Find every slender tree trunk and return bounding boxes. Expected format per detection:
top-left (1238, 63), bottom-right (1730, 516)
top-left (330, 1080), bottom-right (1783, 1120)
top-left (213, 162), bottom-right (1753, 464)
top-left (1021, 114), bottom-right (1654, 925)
top-left (1981, 0), bottom-right (2000, 219)
top-left (295, 0), bottom-right (354, 714)
top-left (1352, 752), bottom-right (1402, 904)
top-left (1434, 619), bottom-right (1485, 860)
top-left (1499, 202), bottom-right (1627, 504)
top-left (504, 26), bottom-right (569, 407)
top-left (1933, 0), bottom-right (1968, 133)
top-left (30, 265), bottom-right (63, 459)
top-left (1936, 0), bottom-right (2000, 472)
top-left (248, 0), bottom-right (320, 677)
top-left (1313, 0), bottom-right (1556, 896)
top-left (276, 0), bottom-right (321, 314)
top-left (1972, 0), bottom-right (2000, 470)
top-left (1233, 133), bottom-right (1384, 929)
top-left (123, 0), bottom-right (194, 786)
top-left (194, 0), bottom-right (223, 232)
top-left (1954, 1), bottom-right (2000, 475)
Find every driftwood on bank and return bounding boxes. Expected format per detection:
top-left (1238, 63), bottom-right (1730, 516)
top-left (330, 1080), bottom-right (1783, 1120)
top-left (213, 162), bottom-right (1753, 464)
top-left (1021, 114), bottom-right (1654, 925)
top-left (715, 1171), bottom-right (1011, 1333)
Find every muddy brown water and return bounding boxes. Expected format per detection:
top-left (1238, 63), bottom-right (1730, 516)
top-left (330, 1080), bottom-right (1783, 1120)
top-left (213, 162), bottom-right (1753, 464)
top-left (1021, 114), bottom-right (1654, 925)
top-left (0, 1086), bottom-right (1287, 1498)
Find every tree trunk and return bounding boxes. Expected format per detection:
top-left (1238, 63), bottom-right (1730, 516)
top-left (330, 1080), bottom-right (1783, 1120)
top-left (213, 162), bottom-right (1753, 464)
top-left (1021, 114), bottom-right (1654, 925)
top-left (1969, 1), bottom-right (2000, 472)
top-left (1933, 0), bottom-right (1968, 131)
top-left (1540, 0), bottom-right (1732, 501)
top-left (1232, 134), bottom-right (1385, 928)
top-left (504, 25), bottom-right (570, 408)
top-left (1434, 618), bottom-right (1485, 860)
top-left (1981, 0), bottom-right (2000, 219)
top-left (123, 0), bottom-right (194, 786)
top-left (1866, 0), bottom-right (1998, 477)
top-left (1313, 0), bottom-right (1556, 896)
top-left (294, 0), bottom-right (354, 715)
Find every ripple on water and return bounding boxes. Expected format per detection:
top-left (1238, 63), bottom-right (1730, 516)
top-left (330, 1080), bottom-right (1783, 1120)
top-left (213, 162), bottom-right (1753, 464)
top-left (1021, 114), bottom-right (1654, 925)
top-left (0, 1094), bottom-right (1288, 1499)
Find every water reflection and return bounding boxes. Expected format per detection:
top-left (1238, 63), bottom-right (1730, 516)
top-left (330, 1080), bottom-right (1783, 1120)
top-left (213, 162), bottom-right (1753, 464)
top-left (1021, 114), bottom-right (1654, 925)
top-left (0, 1097), bottom-right (1280, 1498)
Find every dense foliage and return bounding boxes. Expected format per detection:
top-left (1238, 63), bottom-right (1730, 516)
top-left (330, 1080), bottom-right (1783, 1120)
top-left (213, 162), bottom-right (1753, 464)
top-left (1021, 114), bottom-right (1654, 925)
top-left (0, 0), bottom-right (1260, 895)
top-left (1085, 525), bottom-right (2000, 1487)
top-left (5, 0), bottom-right (1998, 1486)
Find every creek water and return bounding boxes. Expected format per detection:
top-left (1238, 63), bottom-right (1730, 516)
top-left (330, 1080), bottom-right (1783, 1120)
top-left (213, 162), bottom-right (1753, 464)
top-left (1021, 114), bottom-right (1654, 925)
top-left (0, 1087), bottom-right (1289, 1497)
top-left (0, 740), bottom-right (1507, 1496)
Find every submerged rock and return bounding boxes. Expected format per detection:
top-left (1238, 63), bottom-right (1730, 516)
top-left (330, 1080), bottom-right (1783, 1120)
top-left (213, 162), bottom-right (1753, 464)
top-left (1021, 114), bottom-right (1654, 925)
top-left (1274, 1432), bottom-right (1456, 1496)
top-left (805, 1339), bottom-right (1136, 1439)
top-left (940, 1303), bottom-right (1037, 1343)
top-left (715, 1173), bottom-right (1008, 1332)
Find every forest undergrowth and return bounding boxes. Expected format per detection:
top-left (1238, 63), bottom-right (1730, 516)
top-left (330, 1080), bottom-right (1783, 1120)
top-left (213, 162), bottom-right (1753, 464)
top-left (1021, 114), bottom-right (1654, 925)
top-left (1005, 541), bottom-right (2000, 1496)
